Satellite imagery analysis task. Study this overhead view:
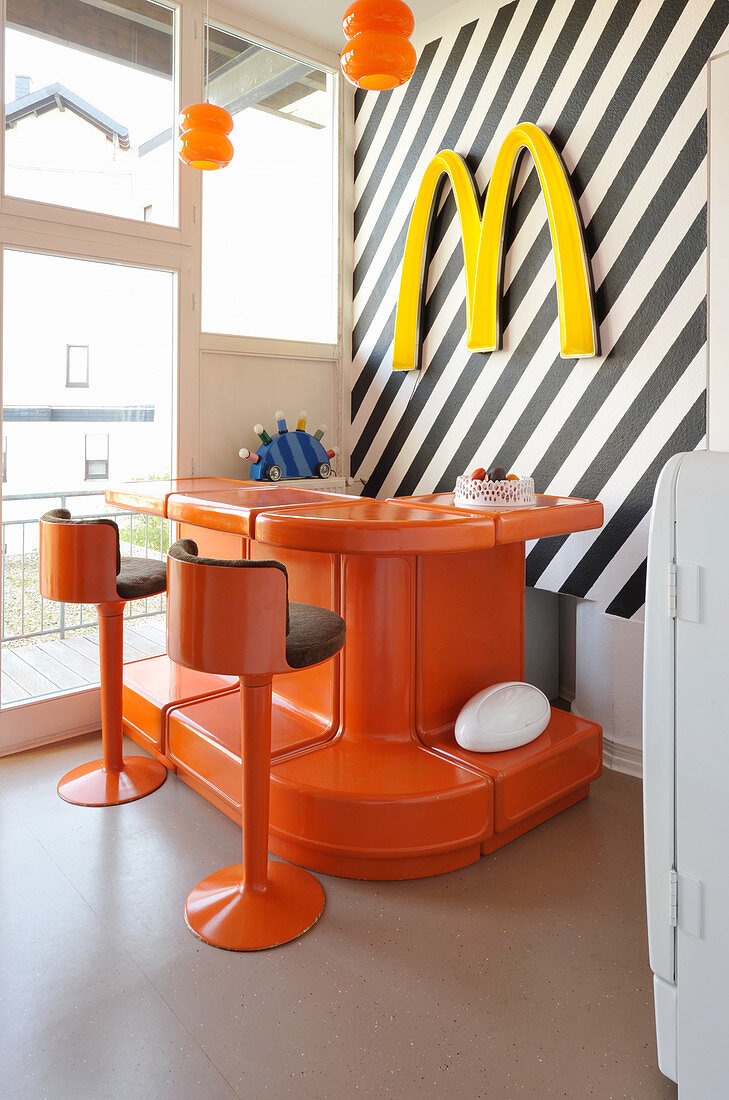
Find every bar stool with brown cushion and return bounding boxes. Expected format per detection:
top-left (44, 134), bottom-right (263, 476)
top-left (167, 538), bottom-right (345, 951)
top-left (39, 508), bottom-right (168, 806)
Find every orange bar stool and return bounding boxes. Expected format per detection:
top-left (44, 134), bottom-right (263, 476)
top-left (39, 509), bottom-right (168, 806)
top-left (167, 538), bottom-right (345, 951)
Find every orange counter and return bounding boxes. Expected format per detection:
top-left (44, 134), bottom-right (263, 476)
top-left (110, 479), bottom-right (604, 880)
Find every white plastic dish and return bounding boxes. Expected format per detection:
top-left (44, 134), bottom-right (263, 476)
top-left (454, 681), bottom-right (551, 753)
top-left (454, 475), bottom-right (536, 508)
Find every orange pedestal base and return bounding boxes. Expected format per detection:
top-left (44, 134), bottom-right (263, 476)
top-left (159, 550), bottom-right (601, 880)
top-left (479, 785), bottom-right (590, 854)
top-left (57, 755), bottom-right (167, 806)
top-left (267, 709), bottom-right (600, 879)
top-left (269, 738), bottom-right (492, 880)
top-left (110, 481), bottom-right (605, 880)
top-left (185, 859), bottom-right (325, 951)
top-left (423, 706), bottom-right (603, 835)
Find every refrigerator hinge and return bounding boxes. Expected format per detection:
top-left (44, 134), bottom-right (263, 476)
top-left (669, 868), bottom-right (678, 927)
top-left (668, 562), bottom-right (677, 618)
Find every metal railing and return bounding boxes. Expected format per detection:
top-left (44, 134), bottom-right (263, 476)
top-left (1, 489), bottom-right (170, 645)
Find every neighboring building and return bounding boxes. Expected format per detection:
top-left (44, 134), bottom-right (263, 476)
top-left (4, 75), bottom-right (139, 217)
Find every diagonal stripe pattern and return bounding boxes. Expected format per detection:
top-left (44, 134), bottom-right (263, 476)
top-left (351, 0), bottom-right (729, 618)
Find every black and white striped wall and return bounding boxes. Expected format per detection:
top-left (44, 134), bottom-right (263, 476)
top-left (351, 0), bottom-right (729, 619)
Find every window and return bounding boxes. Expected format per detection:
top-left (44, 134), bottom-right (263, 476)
top-left (84, 433), bottom-right (109, 480)
top-left (66, 345), bottom-right (89, 387)
top-left (2, 437), bottom-right (7, 483)
top-left (201, 28), bottom-right (337, 343)
top-left (2, 250), bottom-right (175, 712)
top-left (4, 0), bottom-right (178, 225)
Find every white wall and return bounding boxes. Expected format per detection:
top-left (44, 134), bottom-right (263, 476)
top-left (199, 352), bottom-right (338, 479)
top-left (572, 603), bottom-right (644, 777)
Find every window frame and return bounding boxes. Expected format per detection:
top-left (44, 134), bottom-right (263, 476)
top-left (1, 0), bottom-right (187, 241)
top-left (84, 432), bottom-right (110, 481)
top-left (66, 344), bottom-right (90, 388)
top-left (198, 9), bottom-right (342, 360)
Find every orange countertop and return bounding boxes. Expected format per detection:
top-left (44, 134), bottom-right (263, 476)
top-left (253, 499), bottom-right (497, 554)
top-left (106, 480), bottom-right (602, 552)
top-left (167, 486), bottom-right (354, 539)
top-left (106, 478), bottom-right (255, 516)
top-left (390, 493), bottom-right (603, 544)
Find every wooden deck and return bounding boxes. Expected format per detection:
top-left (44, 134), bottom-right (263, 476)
top-left (1, 618), bottom-right (167, 705)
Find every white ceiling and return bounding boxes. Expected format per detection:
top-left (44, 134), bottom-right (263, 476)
top-left (222, 0), bottom-right (463, 56)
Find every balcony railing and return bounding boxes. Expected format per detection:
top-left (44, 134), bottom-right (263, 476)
top-left (2, 489), bottom-right (169, 646)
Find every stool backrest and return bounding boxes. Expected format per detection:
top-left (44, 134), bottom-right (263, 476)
top-left (167, 539), bottom-right (289, 677)
top-left (39, 509), bottom-right (121, 605)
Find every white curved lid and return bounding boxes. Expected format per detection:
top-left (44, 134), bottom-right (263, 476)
top-left (475, 682), bottom-right (550, 736)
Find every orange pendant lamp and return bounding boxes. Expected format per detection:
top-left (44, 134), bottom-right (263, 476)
top-left (179, 103), bottom-right (233, 170)
top-left (340, 0), bottom-right (417, 91)
top-left (178, 0), bottom-right (233, 170)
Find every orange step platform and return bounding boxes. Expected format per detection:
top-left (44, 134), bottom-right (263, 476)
top-left (423, 706), bottom-right (602, 852)
top-left (122, 654), bottom-right (239, 764)
top-left (166, 689), bottom-right (338, 819)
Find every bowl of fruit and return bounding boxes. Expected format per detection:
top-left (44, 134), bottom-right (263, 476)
top-left (454, 466), bottom-right (536, 508)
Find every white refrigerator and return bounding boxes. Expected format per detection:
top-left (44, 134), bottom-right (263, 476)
top-left (644, 449), bottom-right (729, 1095)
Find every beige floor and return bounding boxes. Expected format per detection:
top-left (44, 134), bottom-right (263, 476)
top-left (0, 733), bottom-right (676, 1100)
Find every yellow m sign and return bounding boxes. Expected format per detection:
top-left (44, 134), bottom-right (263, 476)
top-left (393, 122), bottom-right (598, 370)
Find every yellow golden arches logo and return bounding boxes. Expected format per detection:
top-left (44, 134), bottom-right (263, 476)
top-left (392, 122), bottom-right (598, 371)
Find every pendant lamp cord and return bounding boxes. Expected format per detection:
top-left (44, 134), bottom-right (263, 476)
top-left (205, 0), bottom-right (210, 103)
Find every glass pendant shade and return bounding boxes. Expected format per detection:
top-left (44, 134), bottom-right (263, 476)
top-left (340, 0), bottom-right (417, 90)
top-left (178, 103), bottom-right (234, 170)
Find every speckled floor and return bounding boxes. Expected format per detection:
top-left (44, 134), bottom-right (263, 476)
top-left (0, 733), bottom-right (676, 1099)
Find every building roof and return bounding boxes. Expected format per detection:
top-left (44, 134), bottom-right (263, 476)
top-left (5, 83), bottom-right (130, 149)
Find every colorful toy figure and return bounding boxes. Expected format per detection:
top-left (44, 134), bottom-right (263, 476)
top-left (238, 411), bottom-right (339, 482)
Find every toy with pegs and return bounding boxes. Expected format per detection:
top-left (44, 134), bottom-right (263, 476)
top-left (238, 411), bottom-right (339, 482)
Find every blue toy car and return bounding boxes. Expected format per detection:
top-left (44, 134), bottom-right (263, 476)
top-left (238, 411), bottom-right (338, 482)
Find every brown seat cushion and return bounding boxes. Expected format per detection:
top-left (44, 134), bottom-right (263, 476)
top-left (286, 602), bottom-right (346, 670)
top-left (116, 556), bottom-right (167, 600)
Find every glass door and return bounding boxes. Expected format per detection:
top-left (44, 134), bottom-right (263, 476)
top-left (1, 248), bottom-right (176, 710)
